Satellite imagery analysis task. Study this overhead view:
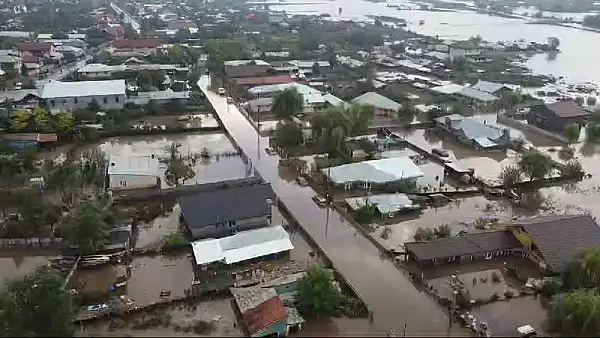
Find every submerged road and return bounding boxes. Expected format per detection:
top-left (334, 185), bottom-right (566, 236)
top-left (199, 76), bottom-right (460, 336)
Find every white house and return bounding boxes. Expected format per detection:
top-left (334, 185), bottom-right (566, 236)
top-left (448, 42), bottom-right (484, 61)
top-left (351, 92), bottom-right (402, 117)
top-left (41, 80), bottom-right (127, 112)
top-left (108, 155), bottom-right (160, 190)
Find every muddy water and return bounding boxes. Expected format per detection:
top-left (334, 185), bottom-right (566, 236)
top-left (472, 297), bottom-right (549, 336)
top-left (373, 196), bottom-right (529, 250)
top-left (135, 203), bottom-right (182, 249)
top-left (200, 76), bottom-right (468, 336)
top-left (0, 255), bottom-right (55, 283)
top-left (95, 133), bottom-right (251, 188)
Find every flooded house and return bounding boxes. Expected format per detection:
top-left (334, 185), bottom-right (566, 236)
top-left (433, 114), bottom-right (510, 150)
top-left (345, 193), bottom-right (421, 218)
top-left (404, 231), bottom-right (524, 268)
top-left (40, 79), bottom-right (127, 112)
top-left (506, 214), bottom-right (600, 273)
top-left (323, 156), bottom-right (424, 191)
top-left (179, 183), bottom-right (276, 240)
top-left (107, 155), bottom-right (160, 191)
top-left (190, 225), bottom-right (294, 288)
top-left (230, 285), bottom-right (305, 337)
top-left (527, 101), bottom-right (589, 133)
top-left (351, 92), bottom-right (402, 118)
top-left (470, 80), bottom-right (514, 98)
top-left (224, 59), bottom-right (271, 79)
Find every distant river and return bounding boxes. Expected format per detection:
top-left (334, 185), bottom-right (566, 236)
top-left (271, 0), bottom-right (600, 84)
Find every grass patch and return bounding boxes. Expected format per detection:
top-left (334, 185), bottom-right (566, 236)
top-left (161, 232), bottom-right (189, 253)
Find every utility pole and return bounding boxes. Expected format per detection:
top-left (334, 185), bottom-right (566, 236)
top-left (325, 167), bottom-right (332, 236)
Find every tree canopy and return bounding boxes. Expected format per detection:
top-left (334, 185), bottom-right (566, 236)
top-left (564, 248), bottom-right (600, 289)
top-left (275, 123), bottom-right (303, 149)
top-left (0, 267), bottom-right (74, 337)
top-left (518, 150), bottom-right (554, 181)
top-left (272, 88), bottom-right (303, 119)
top-left (549, 289), bottom-right (600, 336)
top-left (311, 104), bottom-right (374, 153)
top-left (296, 267), bottom-right (343, 318)
top-left (68, 203), bottom-right (112, 254)
top-left (564, 123), bottom-right (581, 144)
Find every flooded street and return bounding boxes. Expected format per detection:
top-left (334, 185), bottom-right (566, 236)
top-left (199, 76), bottom-right (466, 336)
top-left (272, 0), bottom-right (600, 83)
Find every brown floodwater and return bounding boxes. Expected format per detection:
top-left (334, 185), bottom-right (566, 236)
top-left (199, 77), bottom-right (468, 336)
top-left (0, 255), bottom-right (55, 284)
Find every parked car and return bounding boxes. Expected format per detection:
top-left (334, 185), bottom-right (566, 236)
top-left (312, 195), bottom-right (328, 207)
top-left (517, 325), bottom-right (536, 337)
top-left (14, 82), bottom-right (22, 90)
top-left (265, 147), bottom-right (277, 155)
top-left (226, 97), bottom-right (234, 104)
top-left (217, 87), bottom-right (226, 95)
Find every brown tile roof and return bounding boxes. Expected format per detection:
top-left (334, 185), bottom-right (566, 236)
top-left (512, 214), bottom-right (600, 272)
top-left (404, 230), bottom-right (522, 261)
top-left (3, 133), bottom-right (57, 143)
top-left (242, 296), bottom-right (287, 336)
top-left (21, 55), bottom-right (41, 63)
top-left (234, 75), bottom-right (294, 86)
top-left (17, 43), bottom-right (53, 52)
top-left (546, 101), bottom-right (589, 118)
top-left (113, 39), bottom-right (164, 49)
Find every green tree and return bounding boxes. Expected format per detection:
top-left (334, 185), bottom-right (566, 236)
top-left (311, 62), bottom-right (321, 76)
top-left (518, 150), bottom-right (554, 181)
top-left (564, 123), bottom-right (581, 144)
top-left (564, 247), bottom-right (600, 289)
top-left (165, 159), bottom-right (196, 186)
top-left (11, 107), bottom-right (51, 132)
top-left (499, 165), bottom-right (522, 188)
top-left (561, 160), bottom-right (584, 178)
top-left (68, 203), bottom-right (111, 254)
top-left (52, 113), bottom-right (75, 134)
top-left (346, 104), bottom-right (374, 136)
top-left (275, 123), bottom-right (303, 149)
top-left (296, 267), bottom-right (343, 318)
top-left (0, 267), bottom-right (74, 337)
top-left (273, 88), bottom-right (303, 119)
top-left (548, 289), bottom-right (600, 336)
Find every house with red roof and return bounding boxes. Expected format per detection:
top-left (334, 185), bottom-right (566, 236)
top-left (17, 43), bottom-right (55, 58)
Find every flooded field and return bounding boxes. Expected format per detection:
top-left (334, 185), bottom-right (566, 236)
top-left (371, 196), bottom-right (531, 250)
top-left (0, 255), bottom-right (55, 284)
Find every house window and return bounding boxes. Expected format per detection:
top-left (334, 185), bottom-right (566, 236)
top-left (74, 97), bottom-right (78, 104)
top-left (115, 95), bottom-right (120, 103)
top-left (485, 252), bottom-right (493, 260)
top-left (50, 100), bottom-right (55, 107)
top-left (103, 97), bottom-right (108, 104)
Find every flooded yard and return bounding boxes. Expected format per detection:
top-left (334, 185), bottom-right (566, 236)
top-left (472, 296), bottom-right (549, 337)
top-left (372, 196), bottom-right (529, 251)
top-left (78, 298), bottom-right (242, 337)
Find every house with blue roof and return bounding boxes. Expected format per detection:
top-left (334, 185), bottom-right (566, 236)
top-left (434, 114), bottom-right (510, 150)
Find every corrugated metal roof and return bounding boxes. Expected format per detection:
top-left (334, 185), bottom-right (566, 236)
top-left (351, 92), bottom-right (401, 111)
top-left (458, 87), bottom-right (499, 102)
top-left (470, 80), bottom-right (508, 94)
top-left (191, 225), bottom-right (294, 266)
top-left (41, 80), bottom-right (126, 98)
top-left (346, 193), bottom-right (415, 214)
top-left (324, 157), bottom-right (424, 185)
top-left (179, 184), bottom-right (276, 229)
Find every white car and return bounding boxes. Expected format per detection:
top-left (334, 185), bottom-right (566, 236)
top-left (226, 97), bottom-right (234, 104)
top-left (217, 87), bottom-right (226, 95)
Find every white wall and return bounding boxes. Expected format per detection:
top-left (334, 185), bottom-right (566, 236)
top-left (47, 94), bottom-right (126, 112)
top-left (109, 174), bottom-right (158, 190)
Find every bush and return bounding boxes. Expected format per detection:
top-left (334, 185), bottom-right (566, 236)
top-left (414, 227), bottom-right (435, 241)
top-left (490, 293), bottom-right (500, 302)
top-left (161, 232), bottom-right (189, 252)
top-left (434, 224), bottom-right (451, 238)
top-left (540, 278), bottom-right (562, 297)
top-left (504, 290), bottom-right (514, 299)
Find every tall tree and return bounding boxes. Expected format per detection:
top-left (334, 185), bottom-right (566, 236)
top-left (564, 247), bottom-right (600, 289)
top-left (296, 267), bottom-right (344, 318)
top-left (549, 289), bottom-right (600, 336)
top-left (272, 88), bottom-right (303, 119)
top-left (0, 267), bottom-right (74, 337)
top-left (67, 203), bottom-right (111, 254)
top-left (275, 123), bottom-right (303, 149)
top-left (564, 123), bottom-right (581, 144)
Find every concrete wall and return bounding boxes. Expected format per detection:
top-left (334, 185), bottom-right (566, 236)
top-left (109, 174), bottom-right (158, 190)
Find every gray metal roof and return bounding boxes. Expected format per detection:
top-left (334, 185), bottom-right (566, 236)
top-left (179, 184), bottom-right (276, 228)
top-left (41, 80), bottom-right (126, 98)
top-left (470, 80), bottom-right (509, 94)
top-left (351, 92), bottom-right (402, 111)
top-left (458, 87), bottom-right (499, 102)
top-left (512, 214), bottom-right (600, 272)
top-left (435, 114), bottom-right (506, 143)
